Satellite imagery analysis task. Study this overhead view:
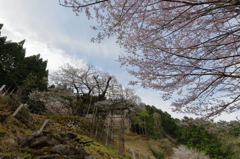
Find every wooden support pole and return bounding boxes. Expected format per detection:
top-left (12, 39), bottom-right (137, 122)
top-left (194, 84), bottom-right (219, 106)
top-left (37, 119), bottom-right (48, 134)
top-left (130, 149), bottom-right (136, 159)
top-left (10, 88), bottom-right (15, 94)
top-left (0, 85), bottom-right (6, 91)
top-left (2, 85), bottom-right (11, 96)
top-left (12, 104), bottom-right (24, 117)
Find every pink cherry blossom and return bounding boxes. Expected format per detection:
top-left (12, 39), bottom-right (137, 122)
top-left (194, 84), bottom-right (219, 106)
top-left (59, 0), bottom-right (240, 119)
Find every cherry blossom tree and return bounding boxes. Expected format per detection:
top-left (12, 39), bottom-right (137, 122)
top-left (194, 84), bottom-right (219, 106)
top-left (59, 0), bottom-right (240, 119)
top-left (29, 84), bottom-right (76, 115)
top-left (120, 87), bottom-right (145, 112)
top-left (51, 63), bottom-right (116, 102)
top-left (50, 63), bottom-right (121, 115)
top-left (108, 86), bottom-right (145, 112)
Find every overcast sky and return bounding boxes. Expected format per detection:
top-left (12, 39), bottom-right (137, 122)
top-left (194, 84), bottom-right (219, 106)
top-left (1, 0), bottom-right (238, 121)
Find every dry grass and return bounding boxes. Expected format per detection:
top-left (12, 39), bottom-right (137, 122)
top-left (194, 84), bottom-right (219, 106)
top-left (124, 132), bottom-right (175, 159)
top-left (124, 132), bottom-right (155, 159)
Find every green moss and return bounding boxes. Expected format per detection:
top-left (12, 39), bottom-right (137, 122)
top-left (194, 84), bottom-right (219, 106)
top-left (3, 155), bottom-right (11, 159)
top-left (85, 142), bottom-right (124, 159)
top-left (76, 134), bottom-right (92, 141)
top-left (49, 134), bottom-right (66, 144)
top-left (39, 146), bottom-right (52, 155)
top-left (48, 115), bottom-right (92, 134)
top-left (85, 143), bottom-right (91, 147)
top-left (22, 146), bottom-right (52, 157)
top-left (0, 140), bottom-right (7, 152)
top-left (0, 129), bottom-right (7, 137)
top-left (23, 154), bottom-right (32, 159)
top-left (11, 119), bottom-right (20, 126)
top-left (0, 153), bottom-right (12, 159)
top-left (11, 130), bottom-right (17, 134)
top-left (0, 104), bottom-right (7, 111)
top-left (75, 134), bottom-right (131, 159)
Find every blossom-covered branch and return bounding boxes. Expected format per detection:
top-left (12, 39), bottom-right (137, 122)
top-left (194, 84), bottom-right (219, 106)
top-left (60, 0), bottom-right (240, 118)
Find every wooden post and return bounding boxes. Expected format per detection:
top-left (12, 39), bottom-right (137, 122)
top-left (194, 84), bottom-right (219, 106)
top-left (105, 111), bottom-right (111, 146)
top-left (37, 119), bottom-right (48, 134)
top-left (130, 149), bottom-right (136, 159)
top-left (10, 88), bottom-right (15, 94)
top-left (2, 85), bottom-right (11, 96)
top-left (0, 85), bottom-right (6, 91)
top-left (119, 110), bottom-right (125, 154)
top-left (12, 104), bottom-right (24, 117)
top-left (2, 92), bottom-right (7, 96)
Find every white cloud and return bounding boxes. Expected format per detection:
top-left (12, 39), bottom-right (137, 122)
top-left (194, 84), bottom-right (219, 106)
top-left (25, 40), bottom-right (87, 72)
top-left (0, 20), bottom-right (87, 72)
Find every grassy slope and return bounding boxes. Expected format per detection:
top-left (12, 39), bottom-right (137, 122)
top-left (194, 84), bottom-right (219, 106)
top-left (0, 94), bottom-right (176, 159)
top-left (0, 113), bottom-right (177, 158)
top-left (124, 132), bottom-right (175, 159)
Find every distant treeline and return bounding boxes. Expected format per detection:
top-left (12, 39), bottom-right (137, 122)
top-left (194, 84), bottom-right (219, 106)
top-left (131, 105), bottom-right (240, 158)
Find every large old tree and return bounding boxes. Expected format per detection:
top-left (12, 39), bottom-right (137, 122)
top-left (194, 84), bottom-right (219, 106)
top-left (60, 0), bottom-right (240, 119)
top-left (50, 63), bottom-right (120, 115)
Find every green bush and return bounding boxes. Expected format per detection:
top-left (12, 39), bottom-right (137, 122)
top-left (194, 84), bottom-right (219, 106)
top-left (150, 148), bottom-right (165, 159)
top-left (131, 105), bottom-right (181, 140)
top-left (179, 117), bottom-right (234, 159)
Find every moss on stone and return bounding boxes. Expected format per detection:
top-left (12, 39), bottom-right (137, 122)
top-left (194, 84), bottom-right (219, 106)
top-left (22, 146), bottom-right (52, 157)
top-left (23, 154), bottom-right (32, 159)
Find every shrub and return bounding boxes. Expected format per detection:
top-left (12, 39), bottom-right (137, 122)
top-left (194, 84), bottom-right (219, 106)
top-left (150, 148), bottom-right (165, 159)
top-left (28, 100), bottom-right (46, 114)
top-left (171, 145), bottom-right (210, 159)
top-left (179, 117), bottom-right (234, 158)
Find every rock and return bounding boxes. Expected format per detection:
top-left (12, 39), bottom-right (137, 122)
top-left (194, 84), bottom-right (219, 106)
top-left (17, 135), bottom-right (26, 145)
top-left (59, 132), bottom-right (77, 141)
top-left (22, 131), bottom-right (95, 159)
top-left (30, 135), bottom-right (63, 149)
top-left (3, 138), bottom-right (17, 147)
top-left (51, 144), bottom-right (68, 156)
top-left (21, 131), bottom-right (64, 149)
top-left (43, 130), bottom-right (52, 136)
top-left (51, 144), bottom-right (86, 158)
top-left (67, 145), bottom-right (85, 156)
top-left (21, 132), bottom-right (43, 148)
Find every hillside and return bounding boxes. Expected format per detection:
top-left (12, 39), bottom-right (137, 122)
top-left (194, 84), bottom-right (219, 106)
top-left (0, 110), bottom-right (176, 159)
top-left (2, 92), bottom-right (239, 159)
top-left (0, 93), bottom-right (177, 159)
top-left (0, 111), bottom-right (129, 158)
top-left (124, 132), bottom-right (174, 159)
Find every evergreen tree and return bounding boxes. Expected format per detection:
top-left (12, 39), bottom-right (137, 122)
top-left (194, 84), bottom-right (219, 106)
top-left (180, 117), bottom-right (234, 158)
top-left (145, 105), bottom-right (181, 138)
top-left (132, 105), bottom-right (181, 139)
top-left (0, 24), bottom-right (26, 90)
top-left (18, 54), bottom-right (48, 96)
top-left (0, 24), bottom-right (48, 106)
